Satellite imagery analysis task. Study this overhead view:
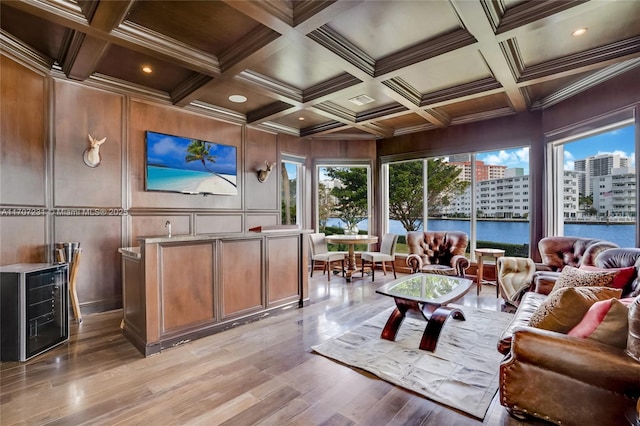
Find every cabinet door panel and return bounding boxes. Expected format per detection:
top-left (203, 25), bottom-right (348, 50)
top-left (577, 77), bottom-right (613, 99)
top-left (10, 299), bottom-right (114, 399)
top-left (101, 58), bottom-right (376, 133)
top-left (159, 243), bottom-right (214, 332)
top-left (220, 239), bottom-right (262, 318)
top-left (268, 236), bottom-right (300, 305)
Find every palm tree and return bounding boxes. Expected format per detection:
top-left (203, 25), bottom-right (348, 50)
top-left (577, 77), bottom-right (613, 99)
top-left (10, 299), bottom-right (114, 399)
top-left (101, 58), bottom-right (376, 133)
top-left (185, 140), bottom-right (217, 173)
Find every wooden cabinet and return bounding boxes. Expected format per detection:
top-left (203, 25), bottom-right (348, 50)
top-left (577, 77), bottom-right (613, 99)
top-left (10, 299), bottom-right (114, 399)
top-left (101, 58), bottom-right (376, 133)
top-left (119, 230), bottom-right (310, 356)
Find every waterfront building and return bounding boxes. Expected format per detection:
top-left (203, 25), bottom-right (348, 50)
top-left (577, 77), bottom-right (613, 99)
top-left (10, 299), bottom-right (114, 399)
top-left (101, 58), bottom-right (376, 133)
top-left (591, 167), bottom-right (636, 218)
top-left (444, 170), bottom-right (579, 219)
top-left (574, 153), bottom-right (630, 196)
top-left (449, 160), bottom-right (506, 182)
top-left (563, 171), bottom-right (581, 218)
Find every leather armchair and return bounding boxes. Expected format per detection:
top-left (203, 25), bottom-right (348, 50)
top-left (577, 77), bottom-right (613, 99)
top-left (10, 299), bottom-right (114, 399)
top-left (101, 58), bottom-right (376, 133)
top-left (533, 236), bottom-right (619, 294)
top-left (405, 231), bottom-right (469, 277)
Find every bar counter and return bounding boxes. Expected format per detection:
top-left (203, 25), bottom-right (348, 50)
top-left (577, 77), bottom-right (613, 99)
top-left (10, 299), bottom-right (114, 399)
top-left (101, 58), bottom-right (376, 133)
top-left (119, 229), bottom-right (312, 356)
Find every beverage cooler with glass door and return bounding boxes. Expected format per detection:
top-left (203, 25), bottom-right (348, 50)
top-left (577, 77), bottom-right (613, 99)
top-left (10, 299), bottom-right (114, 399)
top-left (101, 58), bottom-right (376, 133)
top-left (0, 263), bottom-right (69, 362)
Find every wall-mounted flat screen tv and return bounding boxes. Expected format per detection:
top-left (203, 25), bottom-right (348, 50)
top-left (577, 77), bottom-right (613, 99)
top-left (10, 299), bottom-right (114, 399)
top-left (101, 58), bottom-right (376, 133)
top-left (145, 131), bottom-right (238, 195)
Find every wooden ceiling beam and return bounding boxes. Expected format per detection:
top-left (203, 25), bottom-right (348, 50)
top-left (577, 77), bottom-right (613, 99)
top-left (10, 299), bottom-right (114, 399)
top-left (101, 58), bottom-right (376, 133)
top-left (59, 0), bottom-right (135, 81)
top-left (60, 32), bottom-right (110, 80)
top-left (451, 0), bottom-right (528, 112)
top-left (7, 0), bottom-right (220, 76)
top-left (87, 0), bottom-right (135, 32)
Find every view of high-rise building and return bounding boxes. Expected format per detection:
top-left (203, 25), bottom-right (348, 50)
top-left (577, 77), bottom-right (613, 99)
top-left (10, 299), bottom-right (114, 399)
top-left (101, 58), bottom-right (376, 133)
top-left (574, 153), bottom-right (630, 196)
top-left (449, 160), bottom-right (507, 182)
top-left (445, 155), bottom-right (635, 219)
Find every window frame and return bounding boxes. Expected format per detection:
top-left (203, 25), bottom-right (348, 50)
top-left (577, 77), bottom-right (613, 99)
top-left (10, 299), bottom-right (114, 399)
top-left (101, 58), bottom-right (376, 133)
top-left (546, 116), bottom-right (637, 244)
top-left (314, 159), bottom-right (374, 233)
top-left (281, 153), bottom-right (306, 227)
top-left (381, 148), bottom-right (531, 260)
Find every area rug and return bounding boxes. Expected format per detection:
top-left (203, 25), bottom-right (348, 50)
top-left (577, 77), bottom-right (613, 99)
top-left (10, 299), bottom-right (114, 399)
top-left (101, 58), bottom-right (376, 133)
top-left (311, 305), bottom-right (513, 419)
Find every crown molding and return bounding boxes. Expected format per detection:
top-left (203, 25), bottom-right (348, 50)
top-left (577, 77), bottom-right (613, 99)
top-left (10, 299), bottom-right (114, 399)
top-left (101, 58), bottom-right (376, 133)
top-left (303, 73), bottom-right (362, 103)
top-left (420, 77), bottom-right (502, 106)
top-left (246, 101), bottom-right (296, 123)
top-left (478, 0), bottom-right (505, 33)
top-left (519, 36), bottom-right (640, 83)
top-left (393, 122), bottom-right (438, 137)
top-left (375, 29), bottom-right (477, 77)
top-left (186, 101), bottom-right (247, 126)
top-left (382, 78), bottom-right (422, 106)
top-left (500, 38), bottom-right (526, 81)
top-left (170, 74), bottom-right (215, 105)
top-left (495, 0), bottom-right (587, 35)
top-left (356, 103), bottom-right (407, 123)
top-left (254, 121), bottom-right (299, 137)
top-left (87, 73), bottom-right (170, 101)
top-left (450, 107), bottom-right (515, 125)
top-left (313, 101), bottom-right (356, 122)
top-left (307, 25), bottom-right (376, 77)
top-left (218, 26), bottom-right (281, 72)
top-left (424, 108), bottom-right (451, 127)
top-left (300, 120), bottom-right (347, 137)
top-left (530, 58), bottom-right (640, 110)
top-left (0, 30), bottom-right (54, 73)
top-left (114, 21), bottom-right (221, 75)
top-left (236, 69), bottom-right (302, 103)
top-left (24, 0), bottom-right (87, 25)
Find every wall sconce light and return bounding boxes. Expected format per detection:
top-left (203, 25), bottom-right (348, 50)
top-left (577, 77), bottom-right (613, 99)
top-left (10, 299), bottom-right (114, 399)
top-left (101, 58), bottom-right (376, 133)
top-left (257, 161), bottom-right (276, 183)
top-left (83, 134), bottom-right (106, 168)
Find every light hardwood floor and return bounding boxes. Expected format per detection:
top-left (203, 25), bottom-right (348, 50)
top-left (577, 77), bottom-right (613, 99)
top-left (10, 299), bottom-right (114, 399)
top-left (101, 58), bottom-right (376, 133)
top-left (1, 269), bottom-right (551, 426)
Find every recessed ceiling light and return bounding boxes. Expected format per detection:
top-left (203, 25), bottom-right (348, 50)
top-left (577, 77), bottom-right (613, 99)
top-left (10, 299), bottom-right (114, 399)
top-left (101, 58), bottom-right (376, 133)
top-left (228, 95), bottom-right (247, 103)
top-left (298, 117), bottom-right (305, 121)
top-left (141, 66), bottom-right (153, 74)
top-left (572, 28), bottom-right (588, 37)
top-left (348, 94), bottom-right (375, 106)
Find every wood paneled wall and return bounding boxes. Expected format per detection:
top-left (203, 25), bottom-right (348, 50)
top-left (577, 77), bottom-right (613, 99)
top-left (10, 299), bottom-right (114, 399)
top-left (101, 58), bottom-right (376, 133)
top-left (0, 55), bottom-right (374, 315)
top-left (0, 56), bottom-right (46, 206)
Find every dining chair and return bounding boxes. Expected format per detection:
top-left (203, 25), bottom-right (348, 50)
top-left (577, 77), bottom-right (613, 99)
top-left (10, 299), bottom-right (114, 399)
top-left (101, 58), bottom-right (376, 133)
top-left (360, 233), bottom-right (398, 281)
top-left (308, 233), bottom-right (347, 281)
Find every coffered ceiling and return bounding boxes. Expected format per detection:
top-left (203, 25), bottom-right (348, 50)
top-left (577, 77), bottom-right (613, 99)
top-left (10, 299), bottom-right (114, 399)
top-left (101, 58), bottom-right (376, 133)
top-left (2, 0), bottom-right (640, 139)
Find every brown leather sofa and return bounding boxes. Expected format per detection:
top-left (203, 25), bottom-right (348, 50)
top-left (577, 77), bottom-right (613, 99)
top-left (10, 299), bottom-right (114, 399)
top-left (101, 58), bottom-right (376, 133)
top-left (405, 231), bottom-right (469, 277)
top-left (532, 236), bottom-right (619, 294)
top-left (498, 247), bottom-right (640, 426)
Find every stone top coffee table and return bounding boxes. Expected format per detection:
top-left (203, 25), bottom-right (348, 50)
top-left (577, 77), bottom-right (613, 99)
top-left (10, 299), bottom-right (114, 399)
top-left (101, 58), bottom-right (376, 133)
top-left (376, 273), bottom-right (473, 352)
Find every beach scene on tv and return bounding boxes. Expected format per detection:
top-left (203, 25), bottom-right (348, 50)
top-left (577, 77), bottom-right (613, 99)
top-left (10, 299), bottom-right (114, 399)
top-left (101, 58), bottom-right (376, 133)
top-left (145, 131), bottom-right (238, 195)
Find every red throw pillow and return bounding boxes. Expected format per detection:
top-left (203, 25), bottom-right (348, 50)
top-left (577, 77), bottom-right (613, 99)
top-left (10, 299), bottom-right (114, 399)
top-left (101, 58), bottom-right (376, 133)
top-left (579, 264), bottom-right (636, 289)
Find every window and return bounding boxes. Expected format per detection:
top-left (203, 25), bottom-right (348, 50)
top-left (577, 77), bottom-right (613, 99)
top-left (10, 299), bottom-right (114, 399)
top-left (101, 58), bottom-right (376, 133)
top-left (550, 122), bottom-right (636, 247)
top-left (385, 160), bottom-right (425, 252)
top-left (383, 148), bottom-right (531, 257)
top-left (281, 155), bottom-right (304, 226)
top-left (316, 162), bottom-right (372, 237)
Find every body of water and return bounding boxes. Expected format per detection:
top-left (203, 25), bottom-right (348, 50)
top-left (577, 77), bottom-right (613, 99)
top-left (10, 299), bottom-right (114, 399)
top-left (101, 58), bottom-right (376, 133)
top-left (326, 218), bottom-right (636, 248)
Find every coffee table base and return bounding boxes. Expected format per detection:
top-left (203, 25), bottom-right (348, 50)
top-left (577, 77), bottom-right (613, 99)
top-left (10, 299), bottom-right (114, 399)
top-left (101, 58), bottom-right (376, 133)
top-left (380, 299), bottom-right (466, 352)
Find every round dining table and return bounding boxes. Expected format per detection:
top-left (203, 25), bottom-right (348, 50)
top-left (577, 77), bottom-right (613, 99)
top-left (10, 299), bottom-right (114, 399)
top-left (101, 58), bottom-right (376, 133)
top-left (325, 234), bottom-right (378, 281)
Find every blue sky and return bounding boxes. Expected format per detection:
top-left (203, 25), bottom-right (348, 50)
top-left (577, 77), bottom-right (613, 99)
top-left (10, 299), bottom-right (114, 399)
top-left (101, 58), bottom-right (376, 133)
top-left (474, 124), bottom-right (635, 174)
top-left (147, 131), bottom-right (237, 175)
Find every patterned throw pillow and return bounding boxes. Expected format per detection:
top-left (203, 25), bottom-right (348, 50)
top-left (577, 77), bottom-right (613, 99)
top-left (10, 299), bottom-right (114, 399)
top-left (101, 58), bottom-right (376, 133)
top-left (553, 265), bottom-right (617, 292)
top-left (528, 286), bottom-right (623, 333)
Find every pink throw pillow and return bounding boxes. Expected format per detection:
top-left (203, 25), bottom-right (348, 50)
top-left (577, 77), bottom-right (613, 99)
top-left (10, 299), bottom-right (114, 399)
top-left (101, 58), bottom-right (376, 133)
top-left (579, 264), bottom-right (636, 289)
top-left (568, 299), bottom-right (614, 337)
top-left (568, 297), bottom-right (634, 347)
